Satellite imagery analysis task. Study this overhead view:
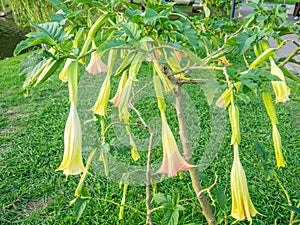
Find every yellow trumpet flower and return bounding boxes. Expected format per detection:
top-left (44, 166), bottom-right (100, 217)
top-left (110, 71), bottom-right (127, 107)
top-left (262, 91), bottom-right (286, 167)
top-left (272, 124), bottom-right (286, 167)
top-left (118, 79), bottom-right (132, 121)
top-left (271, 81), bottom-right (290, 103)
top-left (231, 143), bottom-right (259, 223)
top-left (59, 58), bottom-right (73, 82)
top-left (56, 103), bottom-right (85, 176)
top-left (216, 82), bottom-right (242, 109)
top-left (270, 58), bottom-right (290, 103)
top-left (92, 74), bottom-right (111, 116)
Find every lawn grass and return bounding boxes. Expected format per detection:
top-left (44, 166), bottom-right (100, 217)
top-left (264, 0), bottom-right (298, 4)
top-left (0, 52), bottom-right (300, 224)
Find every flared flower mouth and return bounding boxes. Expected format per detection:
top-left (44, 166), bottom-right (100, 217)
top-left (56, 103), bottom-right (85, 176)
top-left (271, 81), bottom-right (290, 103)
top-left (86, 52), bottom-right (108, 75)
top-left (156, 112), bottom-right (195, 177)
top-left (230, 144), bottom-right (259, 223)
top-left (270, 58), bottom-right (290, 103)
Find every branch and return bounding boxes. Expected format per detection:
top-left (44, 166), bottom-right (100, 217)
top-left (279, 46), bottom-right (300, 67)
top-left (174, 84), bottom-right (217, 225)
top-left (129, 98), bottom-right (154, 224)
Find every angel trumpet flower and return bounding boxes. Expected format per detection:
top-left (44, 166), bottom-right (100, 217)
top-left (231, 143), bottom-right (259, 223)
top-left (262, 91), bottom-right (286, 167)
top-left (86, 41), bottom-right (107, 75)
top-left (56, 103), bottom-right (85, 176)
top-left (216, 82), bottom-right (242, 109)
top-left (156, 112), bottom-right (195, 177)
top-left (92, 74), bottom-right (111, 116)
top-left (110, 71), bottom-right (127, 107)
top-left (59, 58), bottom-right (73, 82)
top-left (271, 81), bottom-right (290, 103)
top-left (153, 76), bottom-right (195, 177)
top-left (86, 52), bottom-right (108, 75)
top-left (272, 124), bottom-right (286, 167)
top-left (270, 58), bottom-right (290, 103)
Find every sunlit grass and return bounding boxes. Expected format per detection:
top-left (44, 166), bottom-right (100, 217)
top-left (0, 52), bottom-right (299, 224)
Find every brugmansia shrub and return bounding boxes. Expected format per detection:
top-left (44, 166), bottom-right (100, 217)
top-left (14, 0), bottom-right (300, 224)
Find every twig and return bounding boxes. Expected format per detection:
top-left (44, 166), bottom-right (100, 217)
top-left (197, 174), bottom-right (218, 207)
top-left (146, 131), bottom-right (154, 225)
top-left (279, 46), bottom-right (300, 67)
top-left (94, 197), bottom-right (147, 216)
top-left (128, 100), bottom-right (154, 224)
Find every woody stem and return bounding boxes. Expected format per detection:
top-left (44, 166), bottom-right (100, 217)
top-left (174, 84), bottom-right (217, 225)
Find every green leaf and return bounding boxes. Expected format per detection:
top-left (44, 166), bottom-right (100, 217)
top-left (145, 8), bottom-right (159, 21)
top-left (255, 142), bottom-right (268, 161)
top-left (30, 22), bottom-right (66, 43)
top-left (202, 79), bottom-right (220, 106)
top-left (237, 33), bottom-right (256, 55)
top-left (162, 209), bottom-right (179, 225)
top-left (287, 206), bottom-right (300, 214)
top-left (74, 197), bottom-right (89, 222)
top-left (49, 0), bottom-right (71, 13)
top-left (280, 66), bottom-right (300, 83)
top-left (35, 58), bottom-right (64, 86)
top-left (14, 33), bottom-right (55, 56)
top-left (153, 193), bottom-right (168, 205)
top-left (216, 186), bottom-right (227, 210)
top-left (97, 40), bottom-right (127, 54)
top-left (120, 22), bottom-right (141, 41)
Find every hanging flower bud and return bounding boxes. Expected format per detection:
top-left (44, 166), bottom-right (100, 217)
top-left (229, 103), bottom-right (241, 145)
top-left (56, 103), bottom-right (85, 176)
top-left (231, 144), bottom-right (259, 223)
top-left (153, 76), bottom-right (194, 177)
top-left (272, 124), bottom-right (286, 167)
top-left (119, 184), bottom-right (128, 220)
top-left (125, 125), bottom-right (140, 161)
top-left (271, 81), bottom-right (290, 103)
top-left (262, 91), bottom-right (286, 168)
top-left (92, 74), bottom-right (111, 116)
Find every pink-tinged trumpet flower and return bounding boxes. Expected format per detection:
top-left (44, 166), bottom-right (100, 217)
top-left (86, 52), bottom-right (108, 75)
top-left (153, 76), bottom-right (194, 177)
top-left (156, 112), bottom-right (195, 177)
top-left (92, 74), bottom-right (111, 116)
top-left (56, 103), bottom-right (85, 176)
top-left (270, 58), bottom-right (290, 103)
top-left (110, 71), bottom-right (127, 107)
top-left (231, 143), bottom-right (259, 224)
